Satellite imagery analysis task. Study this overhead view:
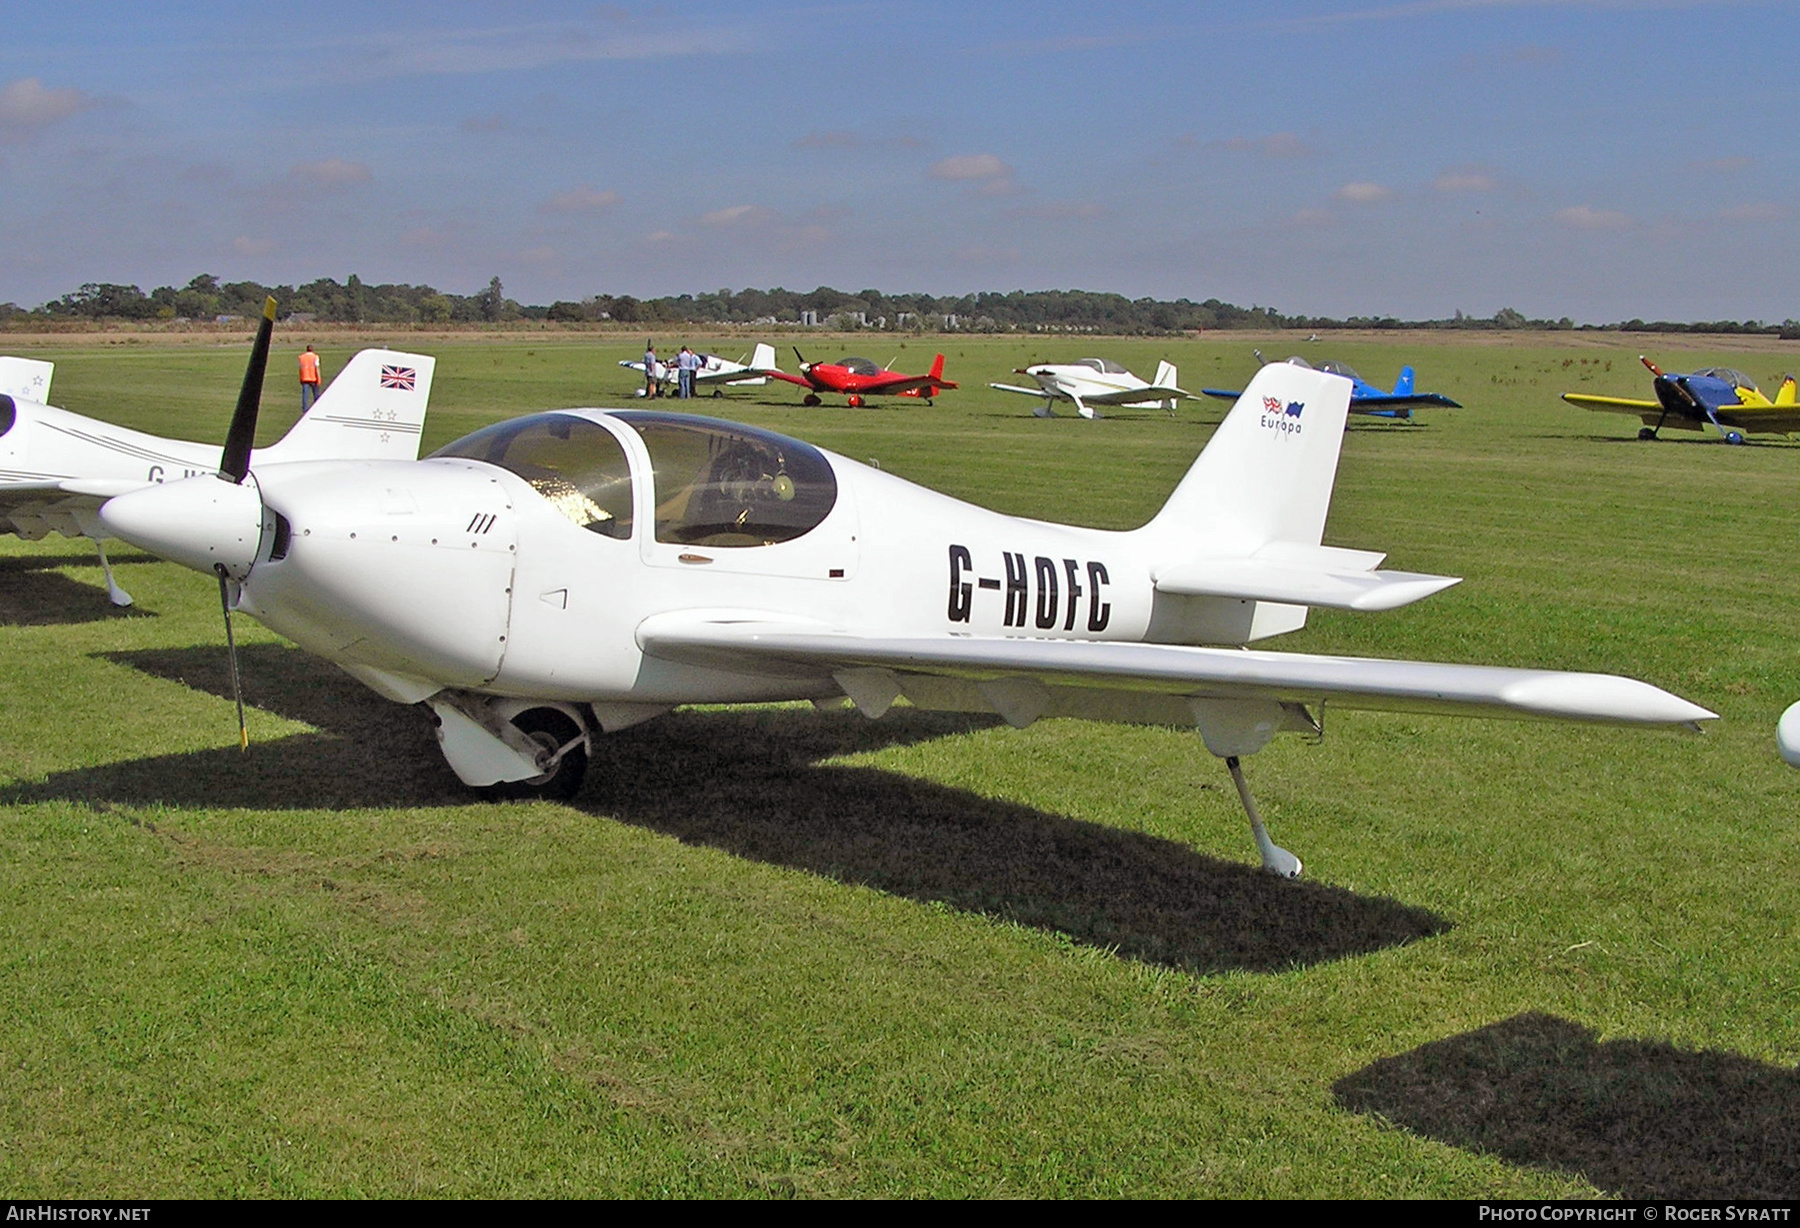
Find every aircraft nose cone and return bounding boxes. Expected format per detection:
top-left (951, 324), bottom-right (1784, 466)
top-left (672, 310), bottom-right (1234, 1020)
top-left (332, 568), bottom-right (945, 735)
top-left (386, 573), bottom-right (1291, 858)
top-left (99, 473), bottom-right (265, 578)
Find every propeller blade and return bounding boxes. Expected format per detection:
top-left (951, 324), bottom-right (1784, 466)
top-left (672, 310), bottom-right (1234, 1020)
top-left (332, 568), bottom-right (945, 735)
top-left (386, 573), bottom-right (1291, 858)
top-left (1639, 355), bottom-right (1665, 377)
top-left (215, 564), bottom-right (249, 752)
top-left (220, 297), bottom-right (278, 483)
top-left (793, 346), bottom-right (810, 370)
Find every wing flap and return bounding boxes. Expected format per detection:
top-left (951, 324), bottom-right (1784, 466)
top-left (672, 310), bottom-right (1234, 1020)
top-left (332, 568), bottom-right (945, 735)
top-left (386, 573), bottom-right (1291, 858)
top-left (635, 614), bottom-right (1715, 728)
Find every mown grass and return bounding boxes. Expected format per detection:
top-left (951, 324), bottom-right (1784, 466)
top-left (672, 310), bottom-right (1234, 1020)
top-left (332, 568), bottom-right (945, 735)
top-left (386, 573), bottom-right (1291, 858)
top-left (1, 329), bottom-right (1798, 1197)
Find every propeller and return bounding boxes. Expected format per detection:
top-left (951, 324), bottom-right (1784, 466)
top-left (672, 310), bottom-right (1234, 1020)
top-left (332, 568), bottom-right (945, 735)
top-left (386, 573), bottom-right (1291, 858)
top-left (217, 296), bottom-right (277, 750)
top-left (792, 346), bottom-right (813, 373)
top-left (1639, 355), bottom-right (1665, 377)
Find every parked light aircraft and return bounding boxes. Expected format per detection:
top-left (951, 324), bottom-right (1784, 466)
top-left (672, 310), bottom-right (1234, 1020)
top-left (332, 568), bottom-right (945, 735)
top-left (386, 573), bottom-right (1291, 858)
top-left (990, 358), bottom-right (1192, 419)
top-left (0, 325), bottom-right (435, 605)
top-left (768, 349), bottom-right (955, 407)
top-left (619, 343), bottom-right (779, 397)
top-left (1203, 354), bottom-right (1461, 420)
top-left (1562, 356), bottom-right (1800, 443)
top-left (95, 318), bottom-right (1713, 879)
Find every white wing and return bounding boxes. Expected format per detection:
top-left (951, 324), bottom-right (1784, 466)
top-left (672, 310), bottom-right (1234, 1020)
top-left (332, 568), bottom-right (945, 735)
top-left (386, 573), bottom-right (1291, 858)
top-left (637, 613), bottom-right (1715, 729)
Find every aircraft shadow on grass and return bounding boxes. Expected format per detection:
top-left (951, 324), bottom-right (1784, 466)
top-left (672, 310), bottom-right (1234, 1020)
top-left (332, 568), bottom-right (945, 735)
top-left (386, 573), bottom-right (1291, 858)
top-left (1333, 1012), bottom-right (1800, 1199)
top-left (0, 552), bottom-right (156, 627)
top-left (5, 643), bottom-right (1450, 976)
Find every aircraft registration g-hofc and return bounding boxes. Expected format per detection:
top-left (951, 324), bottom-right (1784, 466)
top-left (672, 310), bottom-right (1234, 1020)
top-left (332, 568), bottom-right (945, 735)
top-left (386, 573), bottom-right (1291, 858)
top-left (619, 343), bottom-right (780, 397)
top-left (767, 349), bottom-right (955, 407)
top-left (97, 332), bottom-right (1715, 876)
top-left (0, 317), bottom-right (435, 606)
top-left (990, 358), bottom-right (1193, 420)
top-left (1562, 355), bottom-right (1800, 443)
top-left (1203, 354), bottom-right (1461, 421)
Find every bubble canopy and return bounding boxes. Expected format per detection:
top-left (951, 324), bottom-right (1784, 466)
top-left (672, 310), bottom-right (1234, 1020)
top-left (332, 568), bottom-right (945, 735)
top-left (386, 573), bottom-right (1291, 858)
top-left (430, 410), bottom-right (839, 547)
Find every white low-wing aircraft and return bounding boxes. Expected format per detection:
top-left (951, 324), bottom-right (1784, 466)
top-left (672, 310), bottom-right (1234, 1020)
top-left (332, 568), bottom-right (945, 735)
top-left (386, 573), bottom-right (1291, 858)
top-left (619, 343), bottom-right (780, 397)
top-left (1, 315), bottom-right (435, 606)
top-left (97, 341), bottom-right (1714, 877)
top-left (990, 358), bottom-right (1193, 419)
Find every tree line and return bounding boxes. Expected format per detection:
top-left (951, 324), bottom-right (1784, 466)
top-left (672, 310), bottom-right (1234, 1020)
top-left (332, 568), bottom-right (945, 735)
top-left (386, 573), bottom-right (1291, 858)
top-left (3, 274), bottom-right (1795, 337)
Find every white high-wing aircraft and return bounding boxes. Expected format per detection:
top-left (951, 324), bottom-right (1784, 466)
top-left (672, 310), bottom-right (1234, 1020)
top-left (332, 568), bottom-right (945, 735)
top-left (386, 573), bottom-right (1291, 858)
top-left (990, 358), bottom-right (1193, 419)
top-left (97, 356), bottom-right (1714, 877)
top-left (0, 333), bottom-right (435, 605)
top-left (619, 343), bottom-right (780, 397)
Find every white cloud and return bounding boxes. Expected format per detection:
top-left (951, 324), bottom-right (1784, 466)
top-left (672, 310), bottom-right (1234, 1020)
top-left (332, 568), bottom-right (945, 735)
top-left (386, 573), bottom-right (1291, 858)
top-left (1200, 132), bottom-right (1316, 158)
top-left (1718, 202), bottom-right (1785, 223)
top-left (1555, 204), bottom-right (1633, 230)
top-left (930, 153), bottom-right (1012, 182)
top-left (290, 159), bottom-right (373, 189)
top-left (699, 204), bottom-right (778, 228)
top-left (1433, 166), bottom-right (1498, 192)
top-left (541, 186), bottom-right (620, 214)
top-left (1334, 182), bottom-right (1394, 203)
top-left (0, 78), bottom-right (96, 144)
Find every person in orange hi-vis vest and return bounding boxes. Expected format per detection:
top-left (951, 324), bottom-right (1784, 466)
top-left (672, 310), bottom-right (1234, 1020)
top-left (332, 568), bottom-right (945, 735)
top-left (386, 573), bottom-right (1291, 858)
top-left (298, 345), bottom-right (323, 410)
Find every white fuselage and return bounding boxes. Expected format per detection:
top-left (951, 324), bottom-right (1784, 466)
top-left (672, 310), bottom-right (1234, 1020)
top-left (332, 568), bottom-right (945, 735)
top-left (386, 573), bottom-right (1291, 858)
top-left (226, 409), bottom-right (1277, 710)
top-left (1027, 363), bottom-right (1159, 404)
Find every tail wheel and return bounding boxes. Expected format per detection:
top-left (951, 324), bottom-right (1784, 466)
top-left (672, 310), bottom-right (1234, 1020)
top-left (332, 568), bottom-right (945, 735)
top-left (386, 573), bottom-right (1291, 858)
top-left (489, 707), bottom-right (588, 801)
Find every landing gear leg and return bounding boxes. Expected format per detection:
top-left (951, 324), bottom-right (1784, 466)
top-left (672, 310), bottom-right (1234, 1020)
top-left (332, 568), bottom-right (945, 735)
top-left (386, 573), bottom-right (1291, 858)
top-left (94, 540), bottom-right (133, 607)
top-left (1225, 755), bottom-right (1302, 878)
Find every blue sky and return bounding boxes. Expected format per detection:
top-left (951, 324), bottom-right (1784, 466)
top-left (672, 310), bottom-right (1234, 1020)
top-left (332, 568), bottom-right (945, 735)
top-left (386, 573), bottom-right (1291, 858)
top-left (3, 1), bottom-right (1795, 322)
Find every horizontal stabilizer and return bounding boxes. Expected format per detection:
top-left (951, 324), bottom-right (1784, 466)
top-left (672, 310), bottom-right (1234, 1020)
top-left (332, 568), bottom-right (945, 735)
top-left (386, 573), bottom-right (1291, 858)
top-left (1155, 542), bottom-right (1460, 611)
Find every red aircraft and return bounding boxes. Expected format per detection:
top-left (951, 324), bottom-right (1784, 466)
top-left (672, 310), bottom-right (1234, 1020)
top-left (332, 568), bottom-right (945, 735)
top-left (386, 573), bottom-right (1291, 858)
top-left (768, 349), bottom-right (956, 407)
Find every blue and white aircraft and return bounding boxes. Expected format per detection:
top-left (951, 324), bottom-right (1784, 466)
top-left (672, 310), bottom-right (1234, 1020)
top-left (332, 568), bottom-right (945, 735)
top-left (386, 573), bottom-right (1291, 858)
top-left (1204, 353), bottom-right (1461, 420)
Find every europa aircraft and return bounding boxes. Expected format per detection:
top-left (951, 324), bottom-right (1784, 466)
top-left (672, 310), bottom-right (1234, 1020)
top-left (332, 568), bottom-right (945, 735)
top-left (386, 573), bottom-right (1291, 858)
top-left (1562, 356), bottom-right (1800, 442)
top-left (95, 318), bottom-right (1713, 879)
top-left (1203, 354), bottom-right (1461, 420)
top-left (0, 320), bottom-right (435, 605)
top-left (619, 343), bottom-right (780, 397)
top-left (990, 358), bottom-right (1192, 419)
top-left (768, 349), bottom-right (955, 407)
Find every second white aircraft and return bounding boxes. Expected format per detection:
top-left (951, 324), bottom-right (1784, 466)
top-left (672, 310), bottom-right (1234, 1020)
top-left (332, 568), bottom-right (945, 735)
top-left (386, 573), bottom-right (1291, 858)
top-left (991, 358), bottom-right (1193, 419)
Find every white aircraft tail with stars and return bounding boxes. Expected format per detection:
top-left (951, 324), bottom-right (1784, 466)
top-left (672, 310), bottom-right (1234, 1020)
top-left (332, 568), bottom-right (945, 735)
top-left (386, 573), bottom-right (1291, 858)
top-left (96, 322), bottom-right (1713, 878)
top-left (1, 322), bottom-right (434, 606)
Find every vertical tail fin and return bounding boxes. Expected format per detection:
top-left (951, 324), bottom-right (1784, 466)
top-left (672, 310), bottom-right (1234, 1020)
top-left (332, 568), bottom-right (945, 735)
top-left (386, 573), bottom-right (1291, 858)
top-left (1138, 363), bottom-right (1352, 557)
top-left (0, 357), bottom-right (54, 404)
top-left (1392, 365), bottom-right (1416, 396)
top-left (1776, 376), bottom-right (1797, 407)
top-left (750, 342), bottom-right (778, 373)
top-left (256, 349), bottom-right (436, 465)
top-left (928, 353), bottom-right (946, 382)
top-left (1153, 360), bottom-right (1178, 390)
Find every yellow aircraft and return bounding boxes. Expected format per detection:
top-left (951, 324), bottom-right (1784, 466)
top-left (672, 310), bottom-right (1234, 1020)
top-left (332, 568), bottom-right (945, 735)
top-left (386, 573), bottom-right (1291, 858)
top-left (1563, 355), bottom-right (1800, 443)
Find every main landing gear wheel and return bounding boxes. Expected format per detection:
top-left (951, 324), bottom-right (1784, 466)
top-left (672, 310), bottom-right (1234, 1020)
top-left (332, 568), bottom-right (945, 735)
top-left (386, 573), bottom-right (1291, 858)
top-left (803, 393), bottom-right (821, 407)
top-left (846, 394), bottom-right (865, 408)
top-left (1638, 427), bottom-right (1659, 440)
top-left (487, 707), bottom-right (589, 801)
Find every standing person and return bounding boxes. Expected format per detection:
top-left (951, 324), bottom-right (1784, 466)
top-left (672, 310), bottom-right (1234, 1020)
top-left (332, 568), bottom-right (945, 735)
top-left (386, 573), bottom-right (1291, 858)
top-left (643, 340), bottom-right (659, 398)
top-left (677, 345), bottom-right (699, 399)
top-left (298, 345), bottom-right (323, 410)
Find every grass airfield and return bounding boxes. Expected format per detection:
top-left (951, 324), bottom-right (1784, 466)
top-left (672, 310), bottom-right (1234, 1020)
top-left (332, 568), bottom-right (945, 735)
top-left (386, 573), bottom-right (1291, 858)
top-left (3, 329), bottom-right (1799, 1198)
